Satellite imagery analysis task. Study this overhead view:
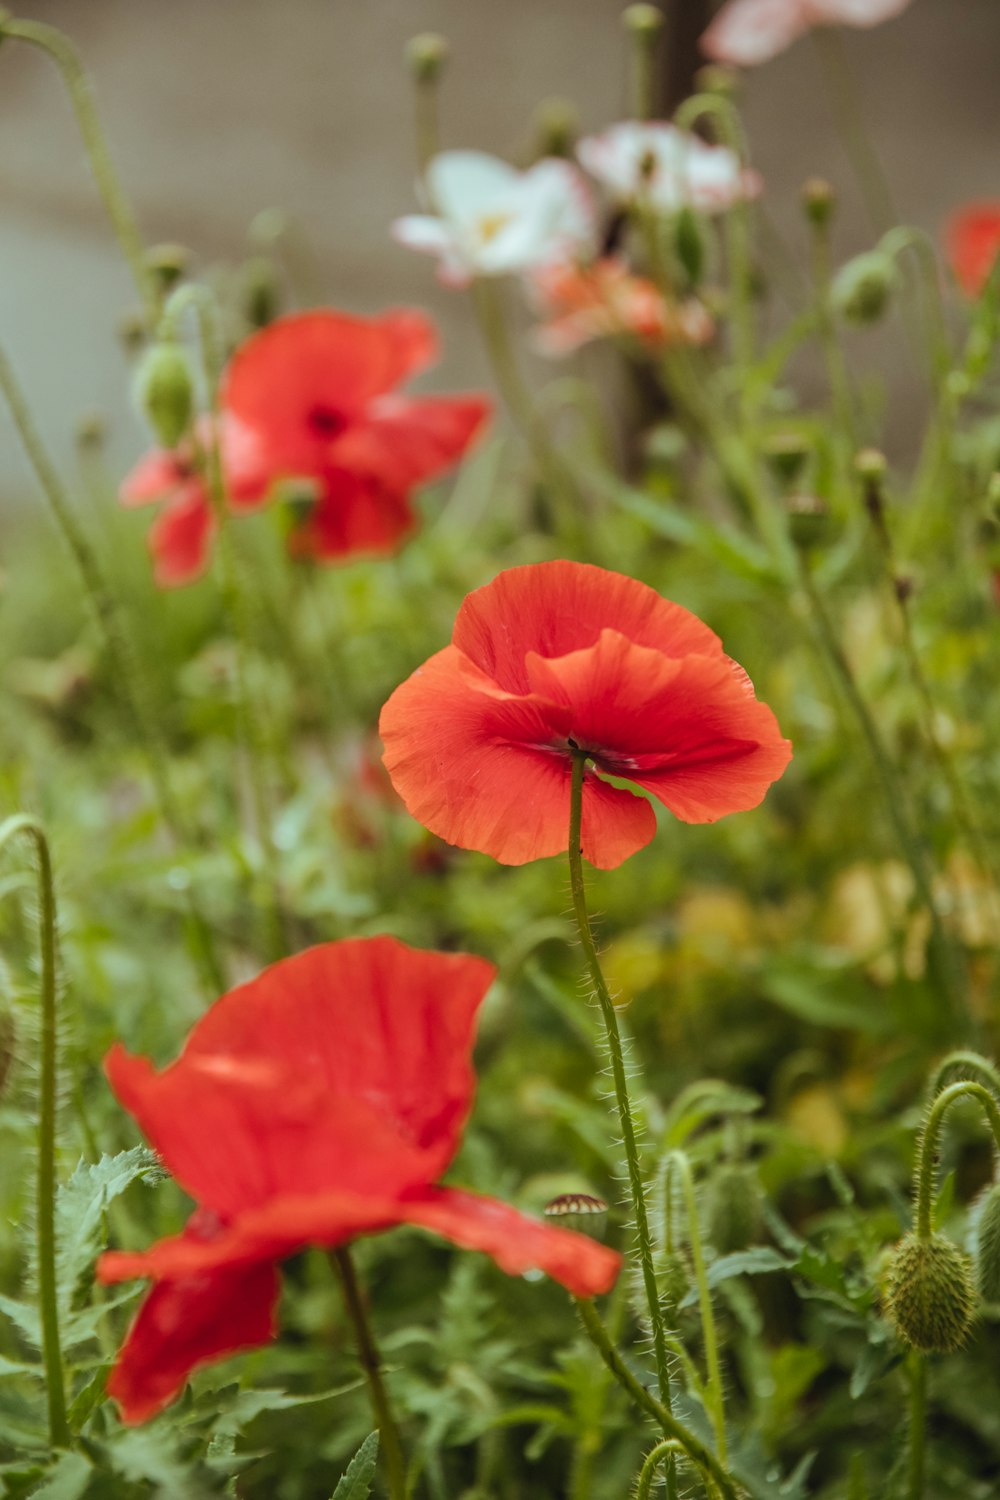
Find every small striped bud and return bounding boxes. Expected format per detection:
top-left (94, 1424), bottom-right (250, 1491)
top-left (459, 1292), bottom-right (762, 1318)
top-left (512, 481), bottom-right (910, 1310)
top-left (543, 1193), bottom-right (608, 1238)
top-left (884, 1232), bottom-right (976, 1354)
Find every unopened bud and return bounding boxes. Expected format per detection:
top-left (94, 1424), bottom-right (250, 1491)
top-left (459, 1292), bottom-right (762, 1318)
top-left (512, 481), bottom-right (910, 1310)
top-left (543, 1192), bottom-right (608, 1238)
top-left (533, 97), bottom-right (579, 160)
top-left (144, 242), bottom-right (192, 295)
top-left (694, 64), bottom-right (738, 97)
top-left (675, 206), bottom-right (705, 287)
top-left (764, 431), bottom-right (810, 488)
top-left (241, 255), bottom-right (282, 330)
top-left (786, 493), bottom-right (831, 552)
top-left (977, 1183), bottom-right (1000, 1302)
top-left (406, 32), bottom-right (449, 84)
top-left (833, 250), bottom-right (896, 324)
top-left (802, 177), bottom-right (835, 229)
top-left (884, 1232), bottom-right (975, 1353)
top-left (622, 3), bottom-right (664, 36)
top-left (706, 1164), bottom-right (763, 1254)
top-left (132, 341), bottom-right (194, 449)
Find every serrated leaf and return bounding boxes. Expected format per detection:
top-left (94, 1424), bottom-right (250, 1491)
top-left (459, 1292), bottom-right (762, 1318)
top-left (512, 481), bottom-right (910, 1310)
top-left (27, 1451), bottom-right (92, 1500)
top-left (330, 1430), bottom-right (379, 1500)
top-left (680, 1247), bottom-right (792, 1306)
top-left (55, 1148), bottom-right (163, 1316)
top-left (66, 1362), bottom-right (109, 1428)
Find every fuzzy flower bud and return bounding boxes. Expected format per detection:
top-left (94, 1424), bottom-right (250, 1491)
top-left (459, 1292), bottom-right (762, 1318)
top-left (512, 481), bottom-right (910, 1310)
top-left (706, 1164), bottom-right (763, 1254)
top-left (623, 3), bottom-right (664, 36)
top-left (976, 1183), bottom-right (1000, 1303)
top-left (884, 1232), bottom-right (976, 1354)
top-left (802, 177), bottom-right (835, 229)
top-left (406, 32), bottom-right (449, 84)
top-left (132, 341), bottom-right (194, 449)
top-left (833, 251), bottom-right (897, 324)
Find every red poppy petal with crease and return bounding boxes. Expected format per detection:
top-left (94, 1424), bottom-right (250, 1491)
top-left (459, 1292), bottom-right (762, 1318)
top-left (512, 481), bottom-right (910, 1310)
top-left (106, 1259), bottom-right (280, 1424)
top-left (453, 560), bottom-right (725, 693)
top-left (148, 489), bottom-right (215, 588)
top-left (222, 309), bottom-right (440, 471)
top-left (947, 204), bottom-right (1000, 296)
top-left (379, 645), bottom-right (656, 866)
top-left (331, 394), bottom-right (490, 491)
top-left (527, 630), bottom-right (791, 822)
top-left (291, 470), bottom-right (416, 561)
top-left (105, 939), bottom-right (496, 1215)
top-left (398, 1187), bottom-right (622, 1297)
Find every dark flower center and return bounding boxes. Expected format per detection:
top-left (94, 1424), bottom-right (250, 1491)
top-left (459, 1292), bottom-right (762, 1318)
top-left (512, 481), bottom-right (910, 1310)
top-left (307, 404), bottom-right (347, 439)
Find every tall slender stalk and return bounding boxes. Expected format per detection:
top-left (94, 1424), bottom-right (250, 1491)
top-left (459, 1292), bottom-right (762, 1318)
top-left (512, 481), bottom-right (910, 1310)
top-left (907, 1352), bottom-right (927, 1500)
top-left (331, 1247), bottom-right (406, 1500)
top-left (0, 816), bottom-right (69, 1448)
top-left (566, 753), bottom-right (673, 1414)
top-left (662, 1152), bottom-right (727, 1463)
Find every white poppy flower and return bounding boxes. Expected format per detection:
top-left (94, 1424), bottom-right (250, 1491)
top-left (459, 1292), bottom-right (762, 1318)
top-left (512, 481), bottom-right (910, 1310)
top-left (701, 0), bottom-right (912, 68)
top-left (577, 122), bottom-right (761, 216)
top-left (393, 151), bottom-right (596, 287)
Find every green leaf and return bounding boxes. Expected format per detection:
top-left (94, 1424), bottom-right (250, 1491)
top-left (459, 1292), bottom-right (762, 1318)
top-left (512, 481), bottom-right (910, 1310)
top-left (55, 1148), bottom-right (164, 1316)
top-left (330, 1430), bottom-right (379, 1500)
top-left (680, 1248), bottom-right (792, 1307)
top-left (27, 1451), bottom-right (92, 1500)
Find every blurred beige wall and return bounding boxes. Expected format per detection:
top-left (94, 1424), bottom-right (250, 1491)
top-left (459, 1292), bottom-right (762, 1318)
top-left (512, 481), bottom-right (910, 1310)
top-left (1, 0), bottom-right (999, 498)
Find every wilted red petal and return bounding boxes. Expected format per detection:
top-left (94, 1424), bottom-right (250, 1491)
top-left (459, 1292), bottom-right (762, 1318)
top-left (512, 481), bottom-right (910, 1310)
top-left (398, 1186), bottom-right (622, 1297)
top-left (148, 488), bottom-right (215, 588)
top-left (331, 394), bottom-right (490, 492)
top-left (106, 1258), bottom-right (280, 1424)
top-left (105, 938), bottom-right (496, 1217)
top-left (947, 203), bottom-right (1000, 297)
top-left (526, 630), bottom-right (792, 823)
top-left (453, 560), bottom-right (725, 694)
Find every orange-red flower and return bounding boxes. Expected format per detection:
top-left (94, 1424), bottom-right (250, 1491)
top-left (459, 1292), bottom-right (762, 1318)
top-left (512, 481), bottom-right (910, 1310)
top-left (221, 309), bottom-right (490, 561)
top-left (119, 417), bottom-right (269, 587)
top-left (379, 561), bottom-right (792, 869)
top-left (531, 258), bottom-right (714, 356)
top-left (946, 203), bottom-right (1000, 297)
top-left (98, 937), bottom-right (620, 1423)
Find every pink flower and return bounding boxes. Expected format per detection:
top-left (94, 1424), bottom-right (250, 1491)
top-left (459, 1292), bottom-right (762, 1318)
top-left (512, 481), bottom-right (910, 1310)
top-left (577, 122), bottom-right (760, 215)
top-left (701, 0), bottom-right (912, 68)
top-left (531, 258), bottom-right (714, 355)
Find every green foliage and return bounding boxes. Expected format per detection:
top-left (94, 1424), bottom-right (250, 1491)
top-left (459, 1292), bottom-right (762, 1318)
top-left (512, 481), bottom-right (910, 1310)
top-left (330, 1431), bottom-right (379, 1500)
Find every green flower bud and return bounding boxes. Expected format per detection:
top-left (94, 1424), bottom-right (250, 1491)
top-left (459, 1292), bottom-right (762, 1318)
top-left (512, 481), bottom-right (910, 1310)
top-left (802, 177), bottom-right (835, 228)
top-left (144, 242), bottom-right (192, 295)
top-left (763, 431), bottom-right (810, 488)
top-left (241, 255), bottom-right (282, 330)
top-left (622, 3), bottom-right (664, 36)
top-left (132, 341), bottom-right (194, 449)
top-left (786, 493), bottom-right (832, 552)
top-left (694, 64), bottom-right (738, 98)
top-left (976, 1183), bottom-right (1000, 1303)
top-left (406, 32), bottom-right (449, 84)
top-left (833, 251), bottom-right (897, 324)
top-left (705, 1164), bottom-right (763, 1254)
top-left (884, 1232), bottom-right (976, 1354)
top-left (533, 97), bottom-right (579, 160)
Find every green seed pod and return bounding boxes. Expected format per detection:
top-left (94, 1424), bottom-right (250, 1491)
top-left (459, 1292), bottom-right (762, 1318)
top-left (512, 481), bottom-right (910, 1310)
top-left (241, 255), bottom-right (282, 330)
top-left (763, 431), bottom-right (810, 489)
top-left (976, 1183), bottom-right (1000, 1303)
top-left (406, 32), bottom-right (449, 84)
top-left (786, 493), bottom-right (832, 553)
top-left (833, 251), bottom-right (897, 325)
top-left (884, 1232), bottom-right (976, 1354)
top-left (132, 341), bottom-right (194, 449)
top-left (532, 97), bottom-right (579, 160)
top-left (705, 1164), bottom-right (763, 1255)
top-left (802, 177), bottom-right (835, 229)
top-left (622, 3), bottom-right (664, 37)
top-left (144, 242), bottom-right (192, 295)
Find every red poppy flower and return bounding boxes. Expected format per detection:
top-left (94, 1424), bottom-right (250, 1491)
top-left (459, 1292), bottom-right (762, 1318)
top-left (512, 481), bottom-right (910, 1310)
top-left (221, 309), bottom-right (490, 561)
top-left (946, 203), bottom-right (1000, 297)
top-left (531, 257), bottom-right (714, 356)
top-left (119, 417), bottom-right (269, 587)
top-left (97, 936), bottom-right (621, 1423)
top-left (379, 561), bottom-right (792, 869)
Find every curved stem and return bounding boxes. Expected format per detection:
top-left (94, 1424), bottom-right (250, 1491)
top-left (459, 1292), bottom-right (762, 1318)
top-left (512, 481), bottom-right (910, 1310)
top-left (0, 817), bottom-right (69, 1447)
top-left (927, 1051), bottom-right (1000, 1102)
top-left (566, 753), bottom-right (673, 1412)
top-left (574, 1298), bottom-right (739, 1500)
top-left (914, 1080), bottom-right (1000, 1240)
top-left (663, 1152), bottom-right (727, 1463)
top-left (0, 341), bottom-right (226, 993)
top-left (907, 1352), bottom-right (927, 1500)
top-left (0, 16), bottom-right (157, 326)
top-left (635, 1441), bottom-right (685, 1500)
top-left (331, 1248), bottom-right (406, 1500)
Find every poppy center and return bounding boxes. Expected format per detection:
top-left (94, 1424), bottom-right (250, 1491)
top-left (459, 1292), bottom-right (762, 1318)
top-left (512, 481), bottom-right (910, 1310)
top-left (306, 404), bottom-right (347, 439)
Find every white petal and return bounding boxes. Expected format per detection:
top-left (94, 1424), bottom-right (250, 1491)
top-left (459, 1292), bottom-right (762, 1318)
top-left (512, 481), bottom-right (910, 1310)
top-left (700, 0), bottom-right (811, 66)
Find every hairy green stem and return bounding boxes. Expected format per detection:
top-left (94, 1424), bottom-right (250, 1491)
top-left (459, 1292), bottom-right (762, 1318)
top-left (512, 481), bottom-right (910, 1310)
top-left (0, 341), bottom-right (226, 992)
top-left (0, 816), bottom-right (69, 1447)
top-left (914, 1080), bottom-right (1000, 1240)
top-left (907, 1352), bottom-right (927, 1500)
top-left (635, 1441), bottom-right (685, 1500)
top-left (927, 1051), bottom-right (1000, 1102)
top-left (0, 15), bottom-right (157, 327)
top-left (566, 753), bottom-right (673, 1412)
top-left (574, 1298), bottom-right (738, 1499)
top-left (663, 1152), bottom-right (727, 1462)
top-left (331, 1247), bottom-right (406, 1500)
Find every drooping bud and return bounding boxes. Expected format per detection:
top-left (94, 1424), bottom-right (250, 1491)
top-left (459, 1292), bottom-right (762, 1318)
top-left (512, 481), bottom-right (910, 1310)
top-left (832, 251), bottom-right (897, 324)
top-left (802, 177), bottom-right (835, 229)
top-left (144, 242), bottom-right (193, 296)
top-left (976, 1183), bottom-right (1000, 1302)
top-left (132, 341), bottom-right (194, 449)
top-left (884, 1231), bottom-right (976, 1353)
top-left (705, 1165), bottom-right (763, 1254)
top-left (406, 32), bottom-right (449, 84)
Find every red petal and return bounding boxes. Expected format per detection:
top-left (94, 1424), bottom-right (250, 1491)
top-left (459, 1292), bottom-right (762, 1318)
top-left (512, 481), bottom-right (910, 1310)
top-left (291, 469), bottom-right (416, 561)
top-left (331, 394), bottom-right (490, 492)
top-left (453, 560), bottom-right (725, 694)
top-left (119, 448), bottom-right (188, 507)
top-left (104, 938), bottom-right (496, 1217)
top-left (106, 1258), bottom-right (280, 1424)
top-left (398, 1186), bottom-right (622, 1298)
top-left (148, 488), bottom-right (215, 588)
top-left (946, 203), bottom-right (1000, 296)
top-left (527, 630), bottom-right (792, 823)
top-left (379, 646), bottom-right (656, 867)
